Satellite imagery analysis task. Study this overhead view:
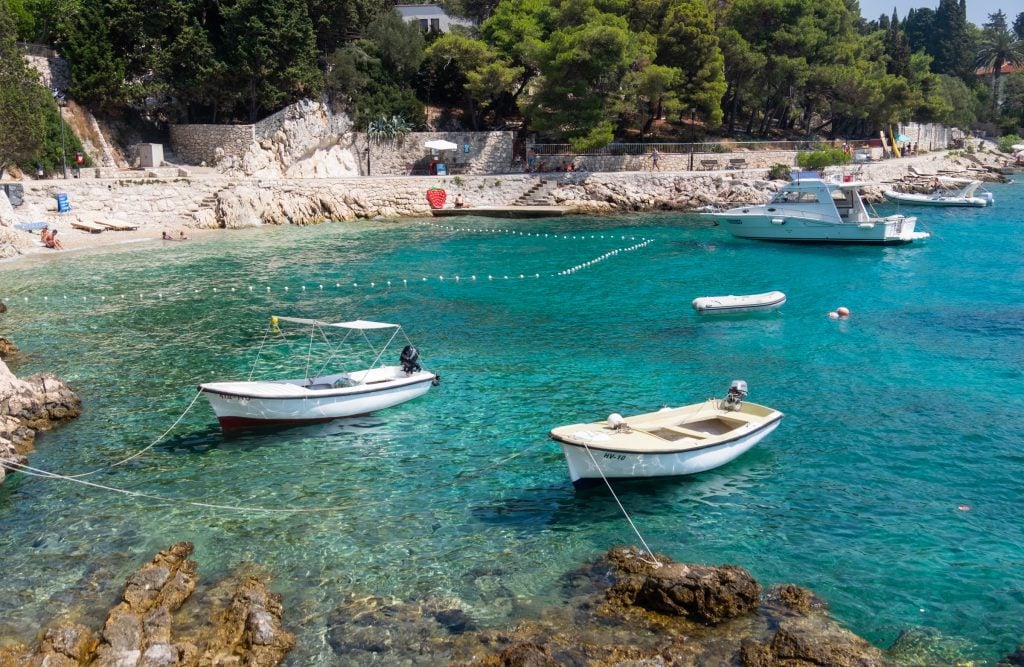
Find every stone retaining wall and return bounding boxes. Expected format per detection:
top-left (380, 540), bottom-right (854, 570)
top-left (169, 125), bottom-right (256, 166)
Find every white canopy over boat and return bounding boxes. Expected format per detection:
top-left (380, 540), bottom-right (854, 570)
top-left (277, 317), bottom-right (401, 330)
top-left (198, 316), bottom-right (439, 431)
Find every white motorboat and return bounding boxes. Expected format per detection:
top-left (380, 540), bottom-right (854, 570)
top-left (703, 172), bottom-right (928, 244)
top-left (549, 381), bottom-right (783, 489)
top-left (692, 290), bottom-right (786, 314)
top-left (199, 317), bottom-right (439, 431)
top-left (883, 177), bottom-right (994, 207)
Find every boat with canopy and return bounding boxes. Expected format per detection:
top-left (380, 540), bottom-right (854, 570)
top-left (199, 317), bottom-right (439, 431)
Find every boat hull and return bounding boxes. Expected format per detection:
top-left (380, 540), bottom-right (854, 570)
top-left (882, 191), bottom-right (989, 207)
top-left (558, 418), bottom-right (781, 488)
top-left (714, 214), bottom-right (925, 244)
top-left (199, 370), bottom-right (436, 431)
top-left (692, 291), bottom-right (786, 314)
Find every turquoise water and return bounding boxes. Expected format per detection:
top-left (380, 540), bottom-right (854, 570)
top-left (1, 185), bottom-right (1023, 663)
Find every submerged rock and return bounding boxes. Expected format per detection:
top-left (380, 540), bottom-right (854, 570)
top-left (11, 542), bottom-right (295, 666)
top-left (0, 336), bottom-right (17, 358)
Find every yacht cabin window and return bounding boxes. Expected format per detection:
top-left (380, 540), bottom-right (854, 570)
top-left (770, 190), bottom-right (822, 204)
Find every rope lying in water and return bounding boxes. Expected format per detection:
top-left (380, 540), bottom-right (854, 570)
top-left (60, 390), bottom-right (204, 479)
top-left (580, 444), bottom-right (662, 567)
top-left (4, 440), bottom-right (551, 514)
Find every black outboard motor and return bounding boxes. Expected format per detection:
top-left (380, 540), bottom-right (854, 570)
top-left (400, 345), bottom-right (421, 374)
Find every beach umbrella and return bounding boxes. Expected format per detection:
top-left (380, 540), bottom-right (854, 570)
top-left (896, 134), bottom-right (910, 143)
top-left (424, 139), bottom-right (458, 150)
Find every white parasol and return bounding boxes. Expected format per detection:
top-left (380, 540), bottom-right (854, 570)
top-left (424, 139), bottom-right (458, 150)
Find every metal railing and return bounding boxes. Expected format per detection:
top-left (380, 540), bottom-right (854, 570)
top-left (529, 140), bottom-right (837, 156)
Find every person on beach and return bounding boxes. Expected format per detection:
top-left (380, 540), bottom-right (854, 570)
top-left (650, 148), bottom-right (661, 170)
top-left (42, 228), bottom-right (64, 250)
top-left (162, 231), bottom-right (173, 240)
top-left (454, 194), bottom-right (469, 208)
top-left (178, 230), bottom-right (189, 240)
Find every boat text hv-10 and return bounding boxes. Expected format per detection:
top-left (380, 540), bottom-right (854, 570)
top-left (198, 317), bottom-right (439, 431)
top-left (549, 381), bottom-right (783, 489)
top-left (702, 172), bottom-right (929, 245)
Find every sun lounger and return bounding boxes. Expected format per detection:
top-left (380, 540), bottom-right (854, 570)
top-left (70, 220), bottom-right (105, 233)
top-left (94, 219), bottom-right (139, 231)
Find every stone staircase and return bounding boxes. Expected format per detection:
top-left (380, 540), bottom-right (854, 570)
top-left (514, 178), bottom-right (558, 205)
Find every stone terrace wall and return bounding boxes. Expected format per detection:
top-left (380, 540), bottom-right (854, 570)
top-left (24, 53), bottom-right (69, 92)
top-left (360, 131), bottom-right (515, 176)
top-left (169, 124), bottom-right (256, 165)
top-left (535, 150), bottom-right (799, 173)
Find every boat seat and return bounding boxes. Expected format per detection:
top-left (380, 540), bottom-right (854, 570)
top-left (648, 425), bottom-right (708, 441)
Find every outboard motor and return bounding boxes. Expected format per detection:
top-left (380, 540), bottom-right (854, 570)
top-left (400, 345), bottom-right (421, 374)
top-left (724, 380), bottom-right (748, 410)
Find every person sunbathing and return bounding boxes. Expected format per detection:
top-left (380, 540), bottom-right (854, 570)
top-left (42, 228), bottom-right (64, 250)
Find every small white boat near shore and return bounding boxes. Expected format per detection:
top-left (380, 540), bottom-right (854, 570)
top-left (692, 290), bottom-right (786, 314)
top-left (199, 317), bottom-right (439, 431)
top-left (883, 177), bottom-right (994, 208)
top-left (549, 381), bottom-right (783, 489)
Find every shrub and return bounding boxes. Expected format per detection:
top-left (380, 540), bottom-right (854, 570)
top-left (767, 163), bottom-right (791, 180)
top-left (997, 134), bottom-right (1022, 153)
top-left (452, 175), bottom-right (464, 186)
top-left (796, 148), bottom-right (850, 170)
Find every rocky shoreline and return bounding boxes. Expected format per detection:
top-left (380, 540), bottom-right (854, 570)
top-left (3, 541), bottom-right (1024, 665)
top-left (0, 145), bottom-right (1014, 259)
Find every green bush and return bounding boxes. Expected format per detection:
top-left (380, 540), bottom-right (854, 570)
top-left (796, 148), bottom-right (850, 170)
top-left (997, 134), bottom-right (1023, 153)
top-left (767, 163), bottom-right (792, 180)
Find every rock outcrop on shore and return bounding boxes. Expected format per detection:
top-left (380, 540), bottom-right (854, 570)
top-left (0, 140), bottom-right (1013, 258)
top-left (320, 545), bottom-right (888, 666)
top-left (0, 356), bottom-right (81, 484)
top-left (0, 542), bottom-right (294, 667)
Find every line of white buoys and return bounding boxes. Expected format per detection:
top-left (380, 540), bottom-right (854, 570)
top-left (556, 238), bottom-right (655, 275)
top-left (1, 235), bottom-right (656, 306)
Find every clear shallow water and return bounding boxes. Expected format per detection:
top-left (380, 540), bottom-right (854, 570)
top-left (1, 185), bottom-right (1023, 663)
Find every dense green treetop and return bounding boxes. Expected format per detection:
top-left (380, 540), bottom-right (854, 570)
top-left (12, 0), bottom-right (1024, 143)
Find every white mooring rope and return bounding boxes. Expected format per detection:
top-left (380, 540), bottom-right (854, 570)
top-left (581, 443), bottom-right (662, 567)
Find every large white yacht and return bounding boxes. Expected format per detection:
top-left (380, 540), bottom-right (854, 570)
top-left (704, 172), bottom-right (929, 245)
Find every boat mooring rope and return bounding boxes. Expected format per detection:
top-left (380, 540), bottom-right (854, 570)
top-left (3, 437), bottom-right (550, 515)
top-left (580, 444), bottom-right (662, 567)
top-left (61, 389), bottom-right (205, 479)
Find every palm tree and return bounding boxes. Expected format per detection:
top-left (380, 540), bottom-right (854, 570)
top-left (365, 115), bottom-right (412, 176)
top-left (975, 26), bottom-right (1024, 116)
